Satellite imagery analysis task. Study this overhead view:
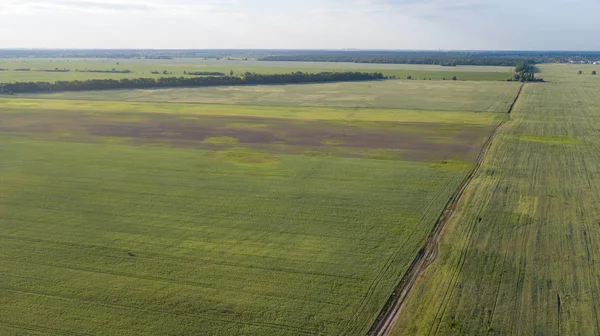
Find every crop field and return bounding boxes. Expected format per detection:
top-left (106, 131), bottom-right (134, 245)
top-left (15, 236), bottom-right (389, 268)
top-left (534, 63), bottom-right (600, 83)
top-left (392, 66), bottom-right (600, 335)
top-left (0, 58), bottom-right (512, 82)
top-left (0, 82), bottom-right (510, 335)
top-left (26, 80), bottom-right (522, 112)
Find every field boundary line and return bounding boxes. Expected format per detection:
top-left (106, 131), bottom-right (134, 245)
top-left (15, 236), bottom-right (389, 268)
top-left (367, 83), bottom-right (525, 336)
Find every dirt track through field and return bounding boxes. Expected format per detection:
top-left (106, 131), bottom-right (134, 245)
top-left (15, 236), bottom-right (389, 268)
top-left (367, 83), bottom-right (525, 336)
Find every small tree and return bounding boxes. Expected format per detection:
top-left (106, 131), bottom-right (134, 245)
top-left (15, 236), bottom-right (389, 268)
top-left (442, 77), bottom-right (446, 80)
top-left (579, 70), bottom-right (583, 75)
top-left (593, 71), bottom-right (597, 75)
top-left (230, 70), bottom-right (234, 76)
top-left (452, 76), bottom-right (457, 81)
top-left (407, 75), bottom-right (412, 80)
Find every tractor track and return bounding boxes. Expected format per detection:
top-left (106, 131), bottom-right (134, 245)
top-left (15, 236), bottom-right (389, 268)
top-left (367, 83), bottom-right (525, 336)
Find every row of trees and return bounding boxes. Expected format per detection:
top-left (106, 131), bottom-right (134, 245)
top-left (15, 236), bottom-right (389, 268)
top-left (76, 69), bottom-right (132, 73)
top-left (406, 76), bottom-right (458, 80)
top-left (0, 71), bottom-right (387, 94)
top-left (184, 71), bottom-right (226, 76)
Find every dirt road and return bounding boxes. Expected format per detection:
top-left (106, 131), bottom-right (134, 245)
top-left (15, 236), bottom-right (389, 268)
top-left (367, 83), bottom-right (525, 336)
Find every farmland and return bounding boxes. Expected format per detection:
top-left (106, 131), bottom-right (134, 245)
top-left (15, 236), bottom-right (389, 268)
top-left (26, 80), bottom-right (522, 112)
top-left (0, 70), bottom-right (515, 335)
top-left (391, 65), bottom-right (600, 335)
top-left (0, 58), bottom-right (512, 82)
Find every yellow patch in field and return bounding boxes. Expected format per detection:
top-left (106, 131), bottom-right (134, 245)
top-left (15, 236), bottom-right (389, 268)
top-left (100, 136), bottom-right (132, 144)
top-left (225, 122), bottom-right (268, 129)
top-left (516, 195), bottom-right (538, 216)
top-left (203, 136), bottom-right (239, 145)
top-left (216, 147), bottom-right (278, 166)
top-left (321, 139), bottom-right (345, 146)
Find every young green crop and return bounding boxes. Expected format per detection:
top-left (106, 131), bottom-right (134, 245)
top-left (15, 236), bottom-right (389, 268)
top-left (25, 80), bottom-right (521, 113)
top-left (0, 98), bottom-right (504, 124)
top-left (0, 96), bottom-right (502, 335)
top-left (393, 65), bottom-right (600, 335)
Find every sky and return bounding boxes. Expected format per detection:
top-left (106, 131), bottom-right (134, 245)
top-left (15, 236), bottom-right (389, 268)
top-left (0, 0), bottom-right (599, 50)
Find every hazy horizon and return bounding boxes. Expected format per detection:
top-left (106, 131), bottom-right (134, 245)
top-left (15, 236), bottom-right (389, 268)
top-left (2, 0), bottom-right (600, 50)
top-left (2, 48), bottom-right (600, 52)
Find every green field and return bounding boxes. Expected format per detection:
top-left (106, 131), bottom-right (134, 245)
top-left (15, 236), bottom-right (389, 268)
top-left (26, 80), bottom-right (521, 112)
top-left (0, 58), bottom-right (512, 82)
top-left (391, 65), bottom-right (600, 335)
top-left (0, 98), bottom-right (505, 124)
top-left (0, 78), bottom-right (511, 336)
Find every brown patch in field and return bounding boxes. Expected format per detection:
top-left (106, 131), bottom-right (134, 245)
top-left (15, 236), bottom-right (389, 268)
top-left (85, 121), bottom-right (278, 144)
top-left (0, 111), bottom-right (494, 163)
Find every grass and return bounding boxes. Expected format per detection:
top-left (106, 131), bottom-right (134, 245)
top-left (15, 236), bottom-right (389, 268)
top-left (0, 98), bottom-right (505, 124)
top-left (392, 65), bottom-right (600, 335)
top-left (25, 80), bottom-right (522, 113)
top-left (0, 93), bottom-right (503, 335)
top-left (0, 58), bottom-right (512, 83)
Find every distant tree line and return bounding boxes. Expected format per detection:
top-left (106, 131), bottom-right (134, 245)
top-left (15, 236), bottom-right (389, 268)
top-left (259, 51), bottom-right (600, 66)
top-left (151, 70), bottom-right (173, 75)
top-left (260, 54), bottom-right (524, 66)
top-left (0, 71), bottom-right (386, 94)
top-left (185, 71), bottom-right (226, 76)
top-left (509, 61), bottom-right (544, 82)
top-left (2, 49), bottom-right (600, 64)
top-left (76, 69), bottom-right (132, 73)
top-left (39, 68), bottom-right (71, 73)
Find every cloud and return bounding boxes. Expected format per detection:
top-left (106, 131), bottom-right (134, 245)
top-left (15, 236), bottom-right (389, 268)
top-left (0, 0), bottom-right (237, 14)
top-left (0, 0), bottom-right (599, 50)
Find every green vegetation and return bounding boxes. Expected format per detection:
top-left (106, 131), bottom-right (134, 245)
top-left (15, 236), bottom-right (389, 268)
top-left (0, 79), bottom-right (508, 334)
top-left (0, 72), bottom-right (387, 94)
top-left (203, 136), bottom-right (240, 145)
top-left (392, 65), bottom-right (600, 335)
top-left (0, 54), bottom-right (526, 335)
top-left (509, 61), bottom-right (544, 82)
top-left (259, 52), bottom-right (527, 66)
top-left (0, 59), bottom-right (512, 83)
top-left (0, 98), bottom-right (505, 124)
top-left (24, 80), bottom-right (521, 112)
